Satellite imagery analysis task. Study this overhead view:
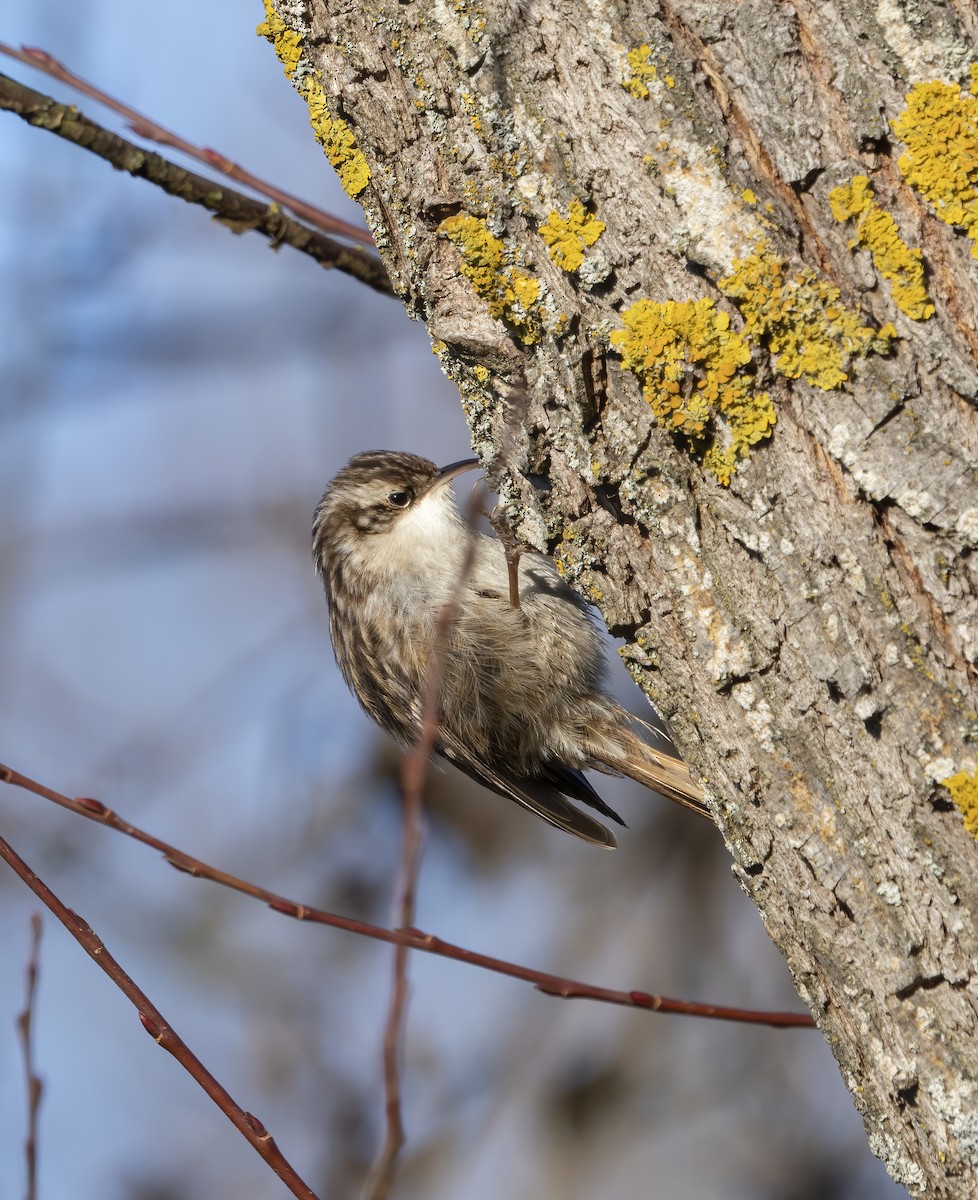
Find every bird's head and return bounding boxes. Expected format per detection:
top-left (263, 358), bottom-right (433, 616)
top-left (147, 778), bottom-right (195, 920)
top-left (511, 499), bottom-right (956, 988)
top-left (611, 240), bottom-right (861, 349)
top-left (312, 450), bottom-right (481, 583)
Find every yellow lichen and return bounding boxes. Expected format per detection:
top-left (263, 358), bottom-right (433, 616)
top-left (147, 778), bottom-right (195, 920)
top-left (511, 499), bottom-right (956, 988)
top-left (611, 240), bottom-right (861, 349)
top-left (299, 77), bottom-right (371, 197)
top-left (459, 89), bottom-right (484, 134)
top-left (741, 188), bottom-right (758, 205)
top-left (718, 241), bottom-right (896, 390)
top-left (453, 0), bottom-right (487, 42)
top-left (945, 760), bottom-right (978, 838)
top-left (549, 311), bottom-right (570, 338)
top-left (256, 0), bottom-right (302, 77)
top-left (538, 199), bottom-right (605, 271)
top-left (828, 176), bottom-right (934, 320)
top-left (609, 297), bottom-right (776, 485)
top-left (891, 68), bottom-right (978, 260)
top-left (257, 1), bottom-right (370, 198)
top-left (623, 44), bottom-right (657, 100)
top-left (439, 213), bottom-right (541, 343)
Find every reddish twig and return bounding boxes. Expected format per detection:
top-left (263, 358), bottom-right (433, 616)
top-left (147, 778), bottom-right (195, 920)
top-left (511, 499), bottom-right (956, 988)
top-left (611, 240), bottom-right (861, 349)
top-left (0, 72), bottom-right (393, 297)
top-left (17, 913), bottom-right (43, 1200)
top-left (0, 832), bottom-right (321, 1200)
top-left (0, 763), bottom-right (815, 1029)
top-left (365, 509), bottom-right (483, 1200)
top-left (0, 41), bottom-right (374, 247)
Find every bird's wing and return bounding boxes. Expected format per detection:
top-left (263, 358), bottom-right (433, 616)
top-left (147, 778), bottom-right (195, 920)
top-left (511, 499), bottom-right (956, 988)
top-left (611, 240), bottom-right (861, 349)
top-left (538, 763), bottom-right (627, 827)
top-left (436, 738), bottom-right (619, 849)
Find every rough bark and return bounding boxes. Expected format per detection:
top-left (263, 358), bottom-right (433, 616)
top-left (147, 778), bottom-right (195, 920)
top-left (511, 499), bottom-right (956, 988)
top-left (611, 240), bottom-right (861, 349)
top-left (262, 1), bottom-right (978, 1192)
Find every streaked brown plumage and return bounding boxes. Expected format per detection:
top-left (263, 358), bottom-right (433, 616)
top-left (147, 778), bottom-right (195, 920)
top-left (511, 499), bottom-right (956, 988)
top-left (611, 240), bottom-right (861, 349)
top-left (313, 450), bottom-right (711, 848)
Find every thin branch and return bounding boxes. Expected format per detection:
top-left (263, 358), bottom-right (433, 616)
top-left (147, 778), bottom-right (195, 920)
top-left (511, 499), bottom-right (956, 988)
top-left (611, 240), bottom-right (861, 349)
top-left (0, 41), bottom-right (373, 247)
top-left (0, 764), bottom-right (814, 1029)
top-left (0, 72), bottom-right (393, 298)
top-left (17, 913), bottom-right (43, 1200)
top-left (367, 792), bottom-right (423, 1197)
top-left (365, 510), bottom-right (483, 1200)
top-left (0, 833), bottom-right (321, 1200)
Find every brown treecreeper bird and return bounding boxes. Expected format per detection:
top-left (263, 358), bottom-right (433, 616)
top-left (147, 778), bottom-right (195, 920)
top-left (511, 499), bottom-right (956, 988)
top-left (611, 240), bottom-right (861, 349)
top-left (313, 450), bottom-right (711, 848)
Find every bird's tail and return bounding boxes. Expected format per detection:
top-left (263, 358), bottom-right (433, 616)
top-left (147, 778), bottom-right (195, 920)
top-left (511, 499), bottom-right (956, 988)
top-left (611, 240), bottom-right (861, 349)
top-left (585, 715), bottom-right (714, 822)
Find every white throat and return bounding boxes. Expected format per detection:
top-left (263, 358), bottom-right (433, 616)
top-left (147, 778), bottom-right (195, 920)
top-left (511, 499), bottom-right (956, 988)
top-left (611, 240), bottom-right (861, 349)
top-left (351, 486), bottom-right (466, 599)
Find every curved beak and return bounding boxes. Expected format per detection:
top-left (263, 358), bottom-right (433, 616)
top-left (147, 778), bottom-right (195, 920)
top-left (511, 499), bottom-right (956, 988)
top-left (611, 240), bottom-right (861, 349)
top-left (431, 457), bottom-right (481, 491)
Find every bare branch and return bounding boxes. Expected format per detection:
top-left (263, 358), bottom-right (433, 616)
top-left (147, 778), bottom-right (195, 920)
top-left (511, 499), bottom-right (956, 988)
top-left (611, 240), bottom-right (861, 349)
top-left (0, 41), bottom-right (373, 247)
top-left (0, 71), bottom-right (393, 297)
top-left (17, 913), bottom-right (43, 1200)
top-left (0, 762), bottom-right (815, 1030)
top-left (0, 832), bottom-right (321, 1200)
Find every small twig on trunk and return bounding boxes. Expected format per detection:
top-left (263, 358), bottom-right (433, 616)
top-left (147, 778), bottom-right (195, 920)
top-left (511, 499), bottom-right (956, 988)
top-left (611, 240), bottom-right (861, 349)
top-left (487, 506), bottom-right (524, 609)
top-left (0, 41), bottom-right (374, 247)
top-left (17, 913), bottom-right (43, 1200)
top-left (0, 834), bottom-right (321, 1200)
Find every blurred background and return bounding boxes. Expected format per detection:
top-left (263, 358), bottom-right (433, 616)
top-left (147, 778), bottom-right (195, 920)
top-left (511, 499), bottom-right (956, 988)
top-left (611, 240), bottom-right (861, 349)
top-left (0, 4), bottom-right (905, 1198)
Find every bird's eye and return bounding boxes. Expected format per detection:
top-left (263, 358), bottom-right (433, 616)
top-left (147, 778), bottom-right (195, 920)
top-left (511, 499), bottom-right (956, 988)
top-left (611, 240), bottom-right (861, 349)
top-left (387, 489), bottom-right (411, 508)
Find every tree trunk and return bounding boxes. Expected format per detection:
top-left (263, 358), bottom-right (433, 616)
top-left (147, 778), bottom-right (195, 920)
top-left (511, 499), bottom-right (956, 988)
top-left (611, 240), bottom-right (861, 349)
top-left (259, 1), bottom-right (978, 1192)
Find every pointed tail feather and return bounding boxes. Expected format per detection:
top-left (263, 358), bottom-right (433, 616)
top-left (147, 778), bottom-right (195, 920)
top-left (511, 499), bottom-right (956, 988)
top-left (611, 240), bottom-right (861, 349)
top-left (587, 725), bottom-right (714, 822)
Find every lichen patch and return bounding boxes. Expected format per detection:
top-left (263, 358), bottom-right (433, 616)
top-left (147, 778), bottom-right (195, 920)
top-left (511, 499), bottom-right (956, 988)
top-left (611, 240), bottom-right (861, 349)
top-left (829, 176), bottom-right (934, 320)
top-left (256, 0), bottom-right (302, 77)
top-left (299, 78), bottom-right (371, 197)
top-left (610, 297), bottom-right (775, 485)
top-left (891, 68), bottom-right (978, 261)
top-left (539, 199), bottom-right (605, 272)
top-left (944, 759), bottom-right (978, 838)
top-left (719, 241), bottom-right (896, 390)
top-left (439, 213), bottom-right (542, 344)
top-left (622, 43), bottom-right (658, 100)
top-left (256, 0), bottom-right (371, 198)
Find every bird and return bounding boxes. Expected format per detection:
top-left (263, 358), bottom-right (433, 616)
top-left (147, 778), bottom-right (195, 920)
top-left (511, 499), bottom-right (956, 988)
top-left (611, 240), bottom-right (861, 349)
top-left (312, 450), bottom-right (711, 848)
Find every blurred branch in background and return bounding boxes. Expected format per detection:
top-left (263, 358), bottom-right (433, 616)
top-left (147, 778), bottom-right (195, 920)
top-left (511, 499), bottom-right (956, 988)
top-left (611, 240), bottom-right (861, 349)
top-left (0, 831), bottom-right (321, 1200)
top-left (0, 761), bottom-right (815, 1030)
top-left (0, 41), bottom-right (375, 247)
top-left (17, 912), bottom-right (43, 1200)
top-left (0, 63), bottom-right (392, 295)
